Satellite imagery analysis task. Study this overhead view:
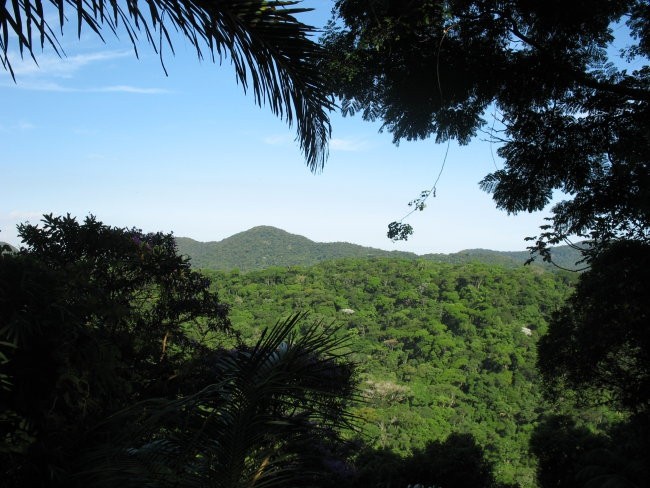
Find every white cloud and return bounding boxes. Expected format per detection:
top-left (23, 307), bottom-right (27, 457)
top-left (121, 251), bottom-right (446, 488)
top-left (263, 134), bottom-right (293, 145)
top-left (1, 79), bottom-right (168, 94)
top-left (0, 120), bottom-right (37, 131)
top-left (8, 50), bottom-right (131, 78)
top-left (330, 137), bottom-right (367, 152)
top-left (94, 85), bottom-right (170, 94)
top-left (0, 80), bottom-right (73, 91)
top-left (1, 50), bottom-right (167, 94)
top-left (17, 121), bottom-right (36, 130)
top-left (5, 211), bottom-right (42, 220)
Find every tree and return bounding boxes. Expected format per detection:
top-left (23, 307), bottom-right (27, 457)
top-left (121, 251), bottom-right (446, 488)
top-left (0, 214), bottom-right (231, 485)
top-left (74, 314), bottom-right (356, 488)
top-left (538, 240), bottom-right (650, 413)
top-left (322, 0), bottom-right (649, 255)
top-left (530, 414), bottom-right (650, 488)
top-left (0, 215), bottom-right (357, 487)
top-left (351, 433), bottom-right (508, 488)
top-left (0, 0), bottom-right (333, 170)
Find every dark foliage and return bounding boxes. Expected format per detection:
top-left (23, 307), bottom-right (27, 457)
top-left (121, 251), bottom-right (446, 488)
top-left (73, 314), bottom-right (357, 488)
top-left (322, 0), bottom-right (649, 255)
top-left (530, 414), bottom-right (650, 488)
top-left (0, 215), bottom-right (357, 488)
top-left (0, 215), bottom-right (354, 488)
top-left (350, 433), bottom-right (511, 488)
top-left (538, 240), bottom-right (650, 413)
top-left (0, 214), bottom-right (230, 485)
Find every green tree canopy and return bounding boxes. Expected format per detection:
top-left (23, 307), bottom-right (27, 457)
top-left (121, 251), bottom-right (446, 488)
top-left (322, 0), bottom-right (649, 254)
top-left (1, 0), bottom-right (333, 170)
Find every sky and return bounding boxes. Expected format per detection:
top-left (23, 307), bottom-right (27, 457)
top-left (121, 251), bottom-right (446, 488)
top-left (0, 1), bottom-right (618, 254)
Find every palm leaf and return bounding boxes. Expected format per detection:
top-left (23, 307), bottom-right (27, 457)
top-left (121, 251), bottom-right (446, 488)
top-left (73, 313), bottom-right (356, 487)
top-left (0, 0), bottom-right (332, 170)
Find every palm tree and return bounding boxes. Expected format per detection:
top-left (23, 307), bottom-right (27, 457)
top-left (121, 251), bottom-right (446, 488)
top-left (0, 0), bottom-right (332, 171)
top-left (73, 314), bottom-right (357, 488)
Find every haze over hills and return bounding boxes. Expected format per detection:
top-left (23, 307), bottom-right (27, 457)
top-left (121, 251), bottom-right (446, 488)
top-left (175, 226), bottom-right (584, 271)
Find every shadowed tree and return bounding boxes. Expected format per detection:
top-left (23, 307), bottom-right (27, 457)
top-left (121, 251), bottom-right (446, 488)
top-left (322, 0), bottom-right (649, 254)
top-left (0, 214), bottom-right (231, 486)
top-left (538, 240), bottom-right (650, 413)
top-left (350, 432), bottom-right (509, 488)
top-left (73, 314), bottom-right (357, 488)
top-left (0, 0), bottom-right (333, 170)
top-left (530, 414), bottom-right (650, 488)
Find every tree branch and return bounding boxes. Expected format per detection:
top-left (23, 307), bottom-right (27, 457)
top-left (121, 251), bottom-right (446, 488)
top-left (507, 21), bottom-right (650, 102)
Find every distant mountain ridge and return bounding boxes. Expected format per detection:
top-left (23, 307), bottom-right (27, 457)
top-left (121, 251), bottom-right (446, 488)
top-left (0, 242), bottom-right (18, 254)
top-left (175, 226), bottom-right (415, 270)
top-left (175, 226), bottom-right (584, 271)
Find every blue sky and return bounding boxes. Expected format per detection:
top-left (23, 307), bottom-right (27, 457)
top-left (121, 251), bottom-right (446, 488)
top-left (0, 1), bottom-right (600, 254)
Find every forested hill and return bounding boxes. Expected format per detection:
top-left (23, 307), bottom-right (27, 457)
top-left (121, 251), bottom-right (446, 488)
top-left (422, 247), bottom-right (586, 270)
top-left (175, 226), bottom-right (584, 271)
top-left (0, 242), bottom-right (17, 253)
top-left (203, 258), bottom-right (578, 487)
top-left (175, 226), bottom-right (415, 270)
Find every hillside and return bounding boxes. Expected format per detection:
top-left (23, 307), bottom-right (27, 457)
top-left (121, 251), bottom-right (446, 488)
top-left (0, 242), bottom-right (17, 254)
top-left (175, 226), bottom-right (416, 270)
top-left (175, 226), bottom-right (585, 271)
top-left (203, 257), bottom-right (577, 487)
top-left (422, 246), bottom-right (587, 270)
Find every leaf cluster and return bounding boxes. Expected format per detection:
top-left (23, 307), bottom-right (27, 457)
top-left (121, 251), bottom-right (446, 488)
top-left (75, 314), bottom-right (357, 488)
top-left (0, 214), bottom-right (232, 485)
top-left (538, 240), bottom-right (650, 413)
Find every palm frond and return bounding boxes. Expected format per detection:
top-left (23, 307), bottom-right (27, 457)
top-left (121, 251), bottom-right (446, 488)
top-left (73, 313), bottom-right (356, 487)
top-left (0, 0), bottom-right (332, 170)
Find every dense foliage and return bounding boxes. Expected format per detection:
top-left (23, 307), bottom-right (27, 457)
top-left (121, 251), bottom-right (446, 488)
top-left (0, 215), bottom-right (225, 484)
top-left (539, 240), bottom-right (650, 412)
top-left (205, 258), bottom-right (577, 486)
top-left (3, 215), bottom-right (644, 487)
top-left (322, 0), bottom-right (649, 256)
top-left (175, 226), bottom-right (414, 271)
top-left (5, 1), bottom-right (647, 486)
top-left (0, 216), bottom-right (355, 487)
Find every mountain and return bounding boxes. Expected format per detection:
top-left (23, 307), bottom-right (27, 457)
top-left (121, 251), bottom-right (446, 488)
top-left (175, 226), bottom-right (416, 270)
top-left (175, 226), bottom-right (585, 271)
top-left (0, 242), bottom-right (18, 254)
top-left (422, 247), bottom-right (587, 270)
